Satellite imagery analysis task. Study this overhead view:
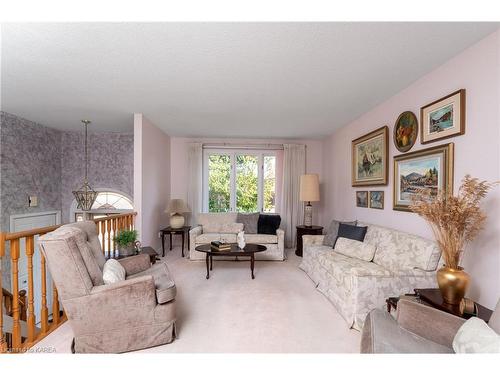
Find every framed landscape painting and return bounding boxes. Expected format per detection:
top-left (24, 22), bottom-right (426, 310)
top-left (393, 143), bottom-right (454, 211)
top-left (352, 126), bottom-right (388, 186)
top-left (369, 191), bottom-right (384, 209)
top-left (421, 89), bottom-right (465, 144)
top-left (356, 191), bottom-right (368, 208)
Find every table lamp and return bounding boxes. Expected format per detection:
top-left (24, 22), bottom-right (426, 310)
top-left (299, 174), bottom-right (320, 227)
top-left (166, 199), bottom-right (190, 228)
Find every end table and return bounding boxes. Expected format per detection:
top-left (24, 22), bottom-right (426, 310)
top-left (295, 225), bottom-right (323, 257)
top-left (160, 226), bottom-right (191, 257)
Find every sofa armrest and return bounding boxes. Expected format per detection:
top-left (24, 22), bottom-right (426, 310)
top-left (276, 228), bottom-right (285, 245)
top-left (302, 235), bottom-right (325, 248)
top-left (118, 253), bottom-right (151, 275)
top-left (396, 298), bottom-right (465, 348)
top-left (189, 226), bottom-right (203, 246)
top-left (64, 276), bottom-right (157, 335)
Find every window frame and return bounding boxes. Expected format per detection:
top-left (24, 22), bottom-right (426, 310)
top-left (71, 190), bottom-right (134, 222)
top-left (202, 149), bottom-right (277, 213)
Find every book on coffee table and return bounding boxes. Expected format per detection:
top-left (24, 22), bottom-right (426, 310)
top-left (210, 241), bottom-right (231, 251)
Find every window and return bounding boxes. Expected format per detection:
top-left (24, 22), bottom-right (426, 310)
top-left (204, 150), bottom-right (277, 213)
top-left (74, 191), bottom-right (134, 222)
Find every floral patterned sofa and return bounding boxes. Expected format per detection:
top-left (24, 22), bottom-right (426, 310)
top-left (299, 222), bottom-right (441, 330)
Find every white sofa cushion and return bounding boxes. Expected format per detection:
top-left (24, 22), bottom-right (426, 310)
top-left (317, 251), bottom-right (391, 291)
top-left (334, 237), bottom-right (377, 262)
top-left (196, 233), bottom-right (222, 243)
top-left (203, 222), bottom-right (243, 234)
top-left (453, 317), bottom-right (500, 353)
top-left (244, 234), bottom-right (278, 244)
top-left (360, 222), bottom-right (441, 272)
top-left (196, 233), bottom-right (238, 243)
top-left (198, 213), bottom-right (237, 226)
top-left (102, 259), bottom-right (126, 284)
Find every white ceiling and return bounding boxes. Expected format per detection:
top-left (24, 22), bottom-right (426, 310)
top-left (1, 22), bottom-right (498, 138)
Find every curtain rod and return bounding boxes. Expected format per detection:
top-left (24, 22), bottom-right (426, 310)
top-left (202, 143), bottom-right (285, 150)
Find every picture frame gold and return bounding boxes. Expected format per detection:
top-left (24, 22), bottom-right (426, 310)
top-left (393, 143), bottom-right (454, 212)
top-left (420, 89), bottom-right (465, 144)
top-left (369, 191), bottom-right (384, 210)
top-left (393, 111), bottom-right (418, 153)
top-left (356, 191), bottom-right (368, 208)
top-left (352, 126), bottom-right (389, 186)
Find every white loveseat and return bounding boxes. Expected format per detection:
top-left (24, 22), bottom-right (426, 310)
top-left (189, 213), bottom-right (285, 261)
top-left (299, 221), bottom-right (441, 330)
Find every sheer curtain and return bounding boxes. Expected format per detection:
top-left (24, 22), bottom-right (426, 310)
top-left (187, 142), bottom-right (203, 226)
top-left (281, 144), bottom-right (306, 248)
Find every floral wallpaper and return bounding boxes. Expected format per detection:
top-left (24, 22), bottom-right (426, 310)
top-left (0, 111), bottom-right (133, 290)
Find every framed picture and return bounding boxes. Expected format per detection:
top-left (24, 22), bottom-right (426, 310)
top-left (393, 143), bottom-right (454, 212)
top-left (356, 191), bottom-right (368, 208)
top-left (394, 111), bottom-right (418, 153)
top-left (420, 89), bottom-right (465, 144)
top-left (369, 191), bottom-right (384, 209)
top-left (352, 126), bottom-right (389, 186)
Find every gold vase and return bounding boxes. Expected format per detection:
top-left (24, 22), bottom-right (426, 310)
top-left (436, 266), bottom-right (470, 305)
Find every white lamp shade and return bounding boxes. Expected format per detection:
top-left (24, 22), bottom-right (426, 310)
top-left (166, 198), bottom-right (190, 214)
top-left (299, 174), bottom-right (320, 202)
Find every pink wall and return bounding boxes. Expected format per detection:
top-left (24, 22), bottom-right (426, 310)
top-left (321, 30), bottom-right (500, 308)
top-left (170, 137), bottom-right (324, 225)
top-left (134, 114), bottom-right (171, 250)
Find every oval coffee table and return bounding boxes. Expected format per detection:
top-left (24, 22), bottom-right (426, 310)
top-left (195, 243), bottom-right (267, 279)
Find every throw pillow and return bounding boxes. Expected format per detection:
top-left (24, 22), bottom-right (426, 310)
top-left (323, 219), bottom-right (357, 246)
top-left (257, 214), bottom-right (281, 235)
top-left (452, 317), bottom-right (500, 353)
top-left (236, 212), bottom-right (259, 234)
top-left (334, 237), bottom-right (377, 262)
top-left (333, 223), bottom-right (367, 247)
top-left (102, 259), bottom-right (126, 285)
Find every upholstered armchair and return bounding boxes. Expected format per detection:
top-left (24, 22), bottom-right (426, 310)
top-left (38, 221), bottom-right (177, 353)
top-left (361, 298), bottom-right (500, 353)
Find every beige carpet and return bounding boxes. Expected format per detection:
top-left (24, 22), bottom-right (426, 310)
top-left (32, 247), bottom-right (360, 353)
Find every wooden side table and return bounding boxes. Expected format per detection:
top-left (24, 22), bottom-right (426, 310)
top-left (415, 288), bottom-right (493, 322)
top-left (115, 246), bottom-right (158, 264)
top-left (160, 226), bottom-right (191, 257)
top-left (387, 289), bottom-right (493, 322)
top-left (295, 225), bottom-right (323, 257)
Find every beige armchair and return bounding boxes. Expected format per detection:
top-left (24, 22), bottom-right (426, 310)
top-left (361, 298), bottom-right (500, 353)
top-left (38, 221), bottom-right (177, 353)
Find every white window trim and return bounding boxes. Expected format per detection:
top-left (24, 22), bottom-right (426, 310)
top-left (202, 149), bottom-right (277, 213)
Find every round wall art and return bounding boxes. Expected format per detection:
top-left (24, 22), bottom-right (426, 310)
top-left (394, 111), bottom-right (418, 153)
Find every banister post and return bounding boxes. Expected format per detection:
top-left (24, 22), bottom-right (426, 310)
top-left (0, 232), bottom-right (7, 353)
top-left (10, 238), bottom-right (22, 350)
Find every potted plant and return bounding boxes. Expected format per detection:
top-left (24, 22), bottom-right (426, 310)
top-left (114, 229), bottom-right (139, 257)
top-left (410, 175), bottom-right (496, 305)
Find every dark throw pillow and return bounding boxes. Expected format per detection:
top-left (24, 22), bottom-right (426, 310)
top-left (333, 223), bottom-right (367, 248)
top-left (323, 219), bottom-right (357, 246)
top-left (236, 212), bottom-right (259, 234)
top-left (257, 214), bottom-right (281, 235)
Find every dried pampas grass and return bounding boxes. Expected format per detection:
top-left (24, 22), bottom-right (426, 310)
top-left (409, 175), bottom-right (497, 269)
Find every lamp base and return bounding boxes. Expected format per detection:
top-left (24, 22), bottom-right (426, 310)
top-left (170, 214), bottom-right (185, 229)
top-left (304, 202), bottom-right (313, 227)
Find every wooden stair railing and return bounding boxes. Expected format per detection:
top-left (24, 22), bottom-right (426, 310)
top-left (0, 212), bottom-right (137, 353)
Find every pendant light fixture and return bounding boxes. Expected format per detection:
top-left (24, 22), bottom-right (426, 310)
top-left (72, 120), bottom-right (98, 211)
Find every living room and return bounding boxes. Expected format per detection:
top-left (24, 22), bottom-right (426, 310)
top-left (1, 1), bottom-right (499, 373)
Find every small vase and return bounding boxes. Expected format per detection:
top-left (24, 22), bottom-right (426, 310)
top-left (436, 266), bottom-right (470, 305)
top-left (119, 243), bottom-right (136, 257)
top-left (237, 231), bottom-right (246, 249)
